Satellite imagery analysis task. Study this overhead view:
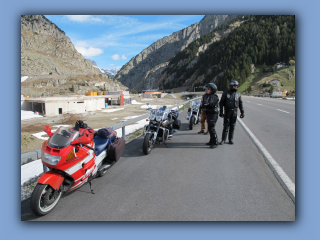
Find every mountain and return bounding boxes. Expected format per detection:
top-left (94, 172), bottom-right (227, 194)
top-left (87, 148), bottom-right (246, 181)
top-left (114, 15), bottom-right (238, 90)
top-left (101, 67), bottom-right (121, 78)
top-left (86, 59), bottom-right (98, 67)
top-left (92, 66), bottom-right (121, 78)
top-left (162, 15), bottom-right (295, 93)
top-left (85, 59), bottom-right (121, 78)
top-left (21, 15), bottom-right (127, 96)
top-left (115, 15), bottom-right (295, 93)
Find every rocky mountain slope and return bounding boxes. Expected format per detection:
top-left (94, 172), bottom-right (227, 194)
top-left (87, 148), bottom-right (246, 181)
top-left (118, 15), bottom-right (295, 94)
top-left (21, 15), bottom-right (126, 96)
top-left (114, 15), bottom-right (238, 90)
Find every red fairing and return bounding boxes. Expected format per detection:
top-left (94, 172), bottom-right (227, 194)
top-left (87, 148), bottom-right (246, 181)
top-left (43, 125), bottom-right (53, 137)
top-left (38, 171), bottom-right (64, 190)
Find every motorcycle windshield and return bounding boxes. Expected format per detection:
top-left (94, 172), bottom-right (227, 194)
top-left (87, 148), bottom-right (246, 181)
top-left (149, 109), bottom-right (157, 120)
top-left (149, 109), bottom-right (169, 121)
top-left (192, 101), bottom-right (200, 109)
top-left (157, 109), bottom-right (169, 121)
top-left (48, 127), bottom-right (80, 149)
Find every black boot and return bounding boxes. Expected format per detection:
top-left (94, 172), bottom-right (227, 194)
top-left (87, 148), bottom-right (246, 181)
top-left (210, 133), bottom-right (218, 149)
top-left (219, 131), bottom-right (228, 145)
top-left (228, 130), bottom-right (234, 144)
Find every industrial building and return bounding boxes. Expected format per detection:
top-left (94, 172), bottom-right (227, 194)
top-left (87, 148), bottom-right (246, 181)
top-left (142, 89), bottom-right (167, 98)
top-left (21, 93), bottom-right (128, 117)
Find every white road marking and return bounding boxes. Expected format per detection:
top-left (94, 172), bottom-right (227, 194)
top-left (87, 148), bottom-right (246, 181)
top-left (257, 104), bottom-right (263, 106)
top-left (277, 109), bottom-right (290, 113)
top-left (237, 118), bottom-right (295, 203)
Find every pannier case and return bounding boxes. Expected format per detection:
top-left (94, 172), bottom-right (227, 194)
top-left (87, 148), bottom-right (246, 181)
top-left (173, 119), bottom-right (181, 130)
top-left (107, 138), bottom-right (125, 162)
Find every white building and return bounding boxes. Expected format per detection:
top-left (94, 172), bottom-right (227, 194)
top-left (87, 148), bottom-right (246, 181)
top-left (21, 95), bottom-right (121, 116)
top-left (272, 88), bottom-right (287, 98)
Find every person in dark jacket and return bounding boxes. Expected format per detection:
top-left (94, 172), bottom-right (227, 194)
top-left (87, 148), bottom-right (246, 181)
top-left (200, 83), bottom-right (219, 148)
top-left (219, 80), bottom-right (244, 145)
top-left (198, 85), bottom-right (209, 135)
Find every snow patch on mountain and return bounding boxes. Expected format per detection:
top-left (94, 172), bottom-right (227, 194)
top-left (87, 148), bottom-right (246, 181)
top-left (94, 66), bottom-right (121, 78)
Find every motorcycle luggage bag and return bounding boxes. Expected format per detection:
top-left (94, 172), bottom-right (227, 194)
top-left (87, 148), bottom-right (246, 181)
top-left (173, 119), bottom-right (181, 130)
top-left (107, 138), bottom-right (125, 162)
top-left (170, 110), bottom-right (179, 120)
top-left (79, 126), bottom-right (95, 140)
top-left (97, 127), bottom-right (117, 139)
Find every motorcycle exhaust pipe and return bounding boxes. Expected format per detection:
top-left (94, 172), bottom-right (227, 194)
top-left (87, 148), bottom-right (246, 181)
top-left (98, 163), bottom-right (113, 173)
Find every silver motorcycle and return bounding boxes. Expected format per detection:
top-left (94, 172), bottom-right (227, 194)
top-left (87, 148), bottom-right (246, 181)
top-left (142, 105), bottom-right (180, 155)
top-left (185, 101), bottom-right (201, 130)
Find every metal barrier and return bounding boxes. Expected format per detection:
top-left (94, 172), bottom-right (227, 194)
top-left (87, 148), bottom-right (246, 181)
top-left (21, 97), bottom-right (201, 167)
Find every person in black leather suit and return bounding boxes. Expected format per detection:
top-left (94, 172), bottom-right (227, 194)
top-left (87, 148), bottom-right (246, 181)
top-left (219, 80), bottom-right (245, 145)
top-left (200, 83), bottom-right (220, 148)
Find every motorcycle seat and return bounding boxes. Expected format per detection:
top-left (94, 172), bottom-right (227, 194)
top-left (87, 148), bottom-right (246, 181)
top-left (94, 135), bottom-right (115, 156)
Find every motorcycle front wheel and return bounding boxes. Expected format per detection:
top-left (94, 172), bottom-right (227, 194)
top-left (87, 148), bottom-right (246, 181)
top-left (189, 116), bottom-right (195, 130)
top-left (143, 133), bottom-right (154, 155)
top-left (30, 183), bottom-right (62, 216)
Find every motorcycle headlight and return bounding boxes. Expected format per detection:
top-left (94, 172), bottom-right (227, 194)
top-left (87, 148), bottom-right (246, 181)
top-left (150, 115), bottom-right (155, 121)
top-left (156, 116), bottom-right (162, 121)
top-left (42, 151), bottom-right (62, 165)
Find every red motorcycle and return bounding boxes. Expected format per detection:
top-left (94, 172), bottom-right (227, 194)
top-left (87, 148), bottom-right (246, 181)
top-left (30, 123), bottom-right (124, 216)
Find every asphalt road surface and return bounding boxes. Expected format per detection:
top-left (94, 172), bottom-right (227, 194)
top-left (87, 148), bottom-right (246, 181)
top-left (239, 96), bottom-right (295, 183)
top-left (21, 107), bottom-right (295, 221)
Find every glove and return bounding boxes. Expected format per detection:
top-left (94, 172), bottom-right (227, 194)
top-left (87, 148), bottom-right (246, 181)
top-left (219, 112), bottom-right (224, 118)
top-left (240, 113), bottom-right (245, 118)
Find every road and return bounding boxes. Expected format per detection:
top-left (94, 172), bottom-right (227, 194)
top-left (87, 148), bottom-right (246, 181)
top-left (21, 105), bottom-right (295, 221)
top-left (240, 96), bottom-right (295, 183)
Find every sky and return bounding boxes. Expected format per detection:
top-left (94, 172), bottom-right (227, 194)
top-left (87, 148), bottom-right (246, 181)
top-left (45, 15), bottom-right (205, 70)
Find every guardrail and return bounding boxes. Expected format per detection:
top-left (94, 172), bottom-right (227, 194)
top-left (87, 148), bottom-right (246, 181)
top-left (21, 96), bottom-right (202, 167)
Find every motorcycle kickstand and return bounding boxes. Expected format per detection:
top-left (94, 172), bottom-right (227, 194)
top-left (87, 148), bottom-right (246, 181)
top-left (88, 181), bottom-right (95, 194)
top-left (87, 175), bottom-right (95, 194)
top-left (164, 141), bottom-right (170, 148)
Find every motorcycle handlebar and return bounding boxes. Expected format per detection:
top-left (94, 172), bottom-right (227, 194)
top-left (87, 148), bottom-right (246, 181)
top-left (82, 144), bottom-right (95, 151)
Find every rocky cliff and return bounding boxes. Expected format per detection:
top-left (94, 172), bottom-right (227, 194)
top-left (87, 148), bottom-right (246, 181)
top-left (114, 15), bottom-right (237, 90)
top-left (21, 15), bottom-right (126, 96)
top-left (21, 15), bottom-right (101, 77)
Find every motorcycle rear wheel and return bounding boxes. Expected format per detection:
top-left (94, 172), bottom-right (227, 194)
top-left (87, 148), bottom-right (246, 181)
top-left (143, 133), bottom-right (153, 155)
top-left (30, 183), bottom-right (62, 216)
top-left (189, 116), bottom-right (195, 130)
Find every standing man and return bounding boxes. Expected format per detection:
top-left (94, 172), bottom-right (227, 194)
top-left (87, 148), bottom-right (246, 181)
top-left (200, 83), bottom-right (219, 148)
top-left (219, 80), bottom-right (245, 145)
top-left (198, 85), bottom-right (209, 135)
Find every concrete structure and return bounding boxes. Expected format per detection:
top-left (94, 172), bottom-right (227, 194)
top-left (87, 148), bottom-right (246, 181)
top-left (143, 89), bottom-right (163, 98)
top-left (272, 88), bottom-right (287, 98)
top-left (117, 90), bottom-right (130, 95)
top-left (21, 94), bottom-right (123, 116)
top-left (274, 62), bottom-right (288, 70)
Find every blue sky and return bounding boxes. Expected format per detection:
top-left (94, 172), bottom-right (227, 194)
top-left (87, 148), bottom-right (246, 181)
top-left (45, 15), bottom-right (205, 70)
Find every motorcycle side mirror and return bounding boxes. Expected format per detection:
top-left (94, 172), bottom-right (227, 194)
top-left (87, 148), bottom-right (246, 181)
top-left (71, 136), bottom-right (91, 145)
top-left (43, 125), bottom-right (53, 137)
